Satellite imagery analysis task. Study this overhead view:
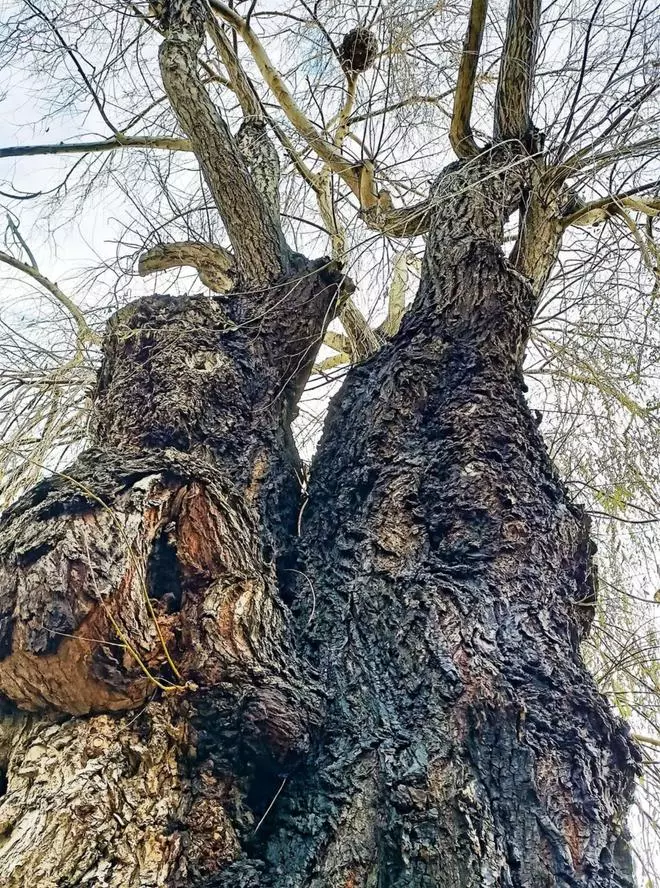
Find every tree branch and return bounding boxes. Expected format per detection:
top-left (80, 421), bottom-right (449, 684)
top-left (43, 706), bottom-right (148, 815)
top-left (158, 0), bottom-right (287, 286)
top-left (209, 0), bottom-right (364, 202)
top-left (206, 15), bottom-right (261, 119)
top-left (493, 0), bottom-right (541, 144)
top-left (377, 251), bottom-right (409, 337)
top-left (137, 241), bottom-right (235, 291)
top-left (562, 193), bottom-right (660, 228)
top-left (25, 0), bottom-right (120, 136)
top-left (0, 136), bottom-right (192, 159)
top-left (450, 0), bottom-right (488, 158)
top-left (0, 250), bottom-right (99, 345)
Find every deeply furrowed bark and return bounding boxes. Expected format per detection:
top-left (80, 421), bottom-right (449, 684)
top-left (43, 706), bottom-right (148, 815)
top-left (0, 265), bottom-right (340, 885)
top-left (0, 153), bottom-right (640, 886)
top-left (223, 156), bottom-right (639, 888)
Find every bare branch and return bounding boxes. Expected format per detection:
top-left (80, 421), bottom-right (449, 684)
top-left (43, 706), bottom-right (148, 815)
top-left (24, 0), bottom-right (120, 136)
top-left (378, 251), bottom-right (409, 337)
top-left (209, 0), bottom-right (365, 202)
top-left (137, 241), bottom-right (235, 292)
top-left (158, 0), bottom-right (287, 286)
top-left (0, 136), bottom-right (192, 159)
top-left (563, 194), bottom-right (660, 228)
top-left (493, 0), bottom-right (541, 143)
top-left (206, 15), bottom-right (261, 119)
top-left (322, 330), bottom-right (351, 354)
top-left (450, 0), bottom-right (487, 158)
top-left (0, 251), bottom-right (99, 346)
top-left (338, 297), bottom-right (382, 360)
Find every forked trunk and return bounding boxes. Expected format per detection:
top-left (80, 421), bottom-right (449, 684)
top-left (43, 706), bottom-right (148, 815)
top-left (0, 160), bottom-right (639, 887)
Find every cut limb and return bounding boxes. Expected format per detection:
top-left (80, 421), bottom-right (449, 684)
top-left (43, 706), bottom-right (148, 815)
top-left (138, 240), bottom-right (235, 292)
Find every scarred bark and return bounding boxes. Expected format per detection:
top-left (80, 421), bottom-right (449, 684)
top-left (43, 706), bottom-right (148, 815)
top-left (0, 263), bottom-right (341, 886)
top-left (0, 150), bottom-right (639, 887)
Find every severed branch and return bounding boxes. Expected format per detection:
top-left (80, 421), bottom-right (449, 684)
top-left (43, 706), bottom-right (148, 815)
top-left (449, 0), bottom-right (488, 158)
top-left (137, 241), bottom-right (235, 291)
top-left (493, 0), bottom-right (541, 144)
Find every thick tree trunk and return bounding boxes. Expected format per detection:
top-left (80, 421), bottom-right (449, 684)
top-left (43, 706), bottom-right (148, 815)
top-left (274, 162), bottom-right (641, 888)
top-left (0, 160), bottom-right (640, 887)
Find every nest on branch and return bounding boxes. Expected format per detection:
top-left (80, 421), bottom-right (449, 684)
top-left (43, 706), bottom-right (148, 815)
top-left (339, 27), bottom-right (379, 75)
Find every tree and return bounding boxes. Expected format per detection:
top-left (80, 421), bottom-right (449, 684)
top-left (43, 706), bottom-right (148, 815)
top-left (0, 0), bottom-right (658, 884)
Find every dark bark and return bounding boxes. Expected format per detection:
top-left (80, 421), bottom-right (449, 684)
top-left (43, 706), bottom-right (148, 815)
top-left (219, 157), bottom-right (640, 888)
top-left (0, 157), bottom-right (640, 886)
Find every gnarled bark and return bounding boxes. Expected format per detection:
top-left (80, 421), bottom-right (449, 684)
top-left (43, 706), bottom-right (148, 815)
top-left (233, 156), bottom-right (639, 888)
top-left (0, 0), bottom-right (642, 878)
top-left (0, 263), bottom-right (341, 885)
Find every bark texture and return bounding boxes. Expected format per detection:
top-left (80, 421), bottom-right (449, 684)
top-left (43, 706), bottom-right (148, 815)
top-left (158, 0), bottom-right (288, 286)
top-left (0, 264), bottom-right (340, 885)
top-left (0, 158), bottom-right (640, 886)
top-left (216, 156), bottom-right (640, 888)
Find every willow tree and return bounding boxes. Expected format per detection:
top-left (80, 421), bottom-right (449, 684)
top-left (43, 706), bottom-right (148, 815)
top-left (0, 0), bottom-right (658, 883)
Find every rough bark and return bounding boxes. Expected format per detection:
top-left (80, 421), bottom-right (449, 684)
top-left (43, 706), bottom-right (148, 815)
top-left (226, 156), bottom-right (639, 888)
top-left (0, 263), bottom-right (340, 885)
top-left (0, 160), bottom-right (640, 887)
top-left (158, 0), bottom-right (288, 286)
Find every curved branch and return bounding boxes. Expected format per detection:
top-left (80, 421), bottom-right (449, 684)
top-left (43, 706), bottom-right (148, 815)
top-left (137, 241), bottom-right (235, 292)
top-left (450, 0), bottom-right (488, 158)
top-left (493, 0), bottom-right (541, 143)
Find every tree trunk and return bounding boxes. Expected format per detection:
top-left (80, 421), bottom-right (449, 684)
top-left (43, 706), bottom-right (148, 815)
top-left (0, 160), bottom-right (640, 887)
